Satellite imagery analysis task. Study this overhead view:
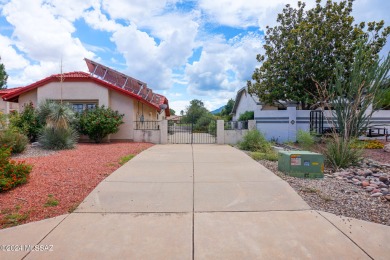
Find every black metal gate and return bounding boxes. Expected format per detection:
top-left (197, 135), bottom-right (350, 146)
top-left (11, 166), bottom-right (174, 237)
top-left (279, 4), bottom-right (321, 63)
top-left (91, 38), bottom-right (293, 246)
top-left (168, 117), bottom-right (216, 144)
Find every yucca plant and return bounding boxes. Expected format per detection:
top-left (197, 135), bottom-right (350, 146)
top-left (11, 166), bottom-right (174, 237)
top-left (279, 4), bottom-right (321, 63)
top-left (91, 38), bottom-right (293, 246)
top-left (38, 100), bottom-right (78, 150)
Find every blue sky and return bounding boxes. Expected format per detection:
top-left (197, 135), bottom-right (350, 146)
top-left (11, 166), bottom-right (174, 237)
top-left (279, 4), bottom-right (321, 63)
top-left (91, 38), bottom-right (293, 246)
top-left (0, 0), bottom-right (389, 113)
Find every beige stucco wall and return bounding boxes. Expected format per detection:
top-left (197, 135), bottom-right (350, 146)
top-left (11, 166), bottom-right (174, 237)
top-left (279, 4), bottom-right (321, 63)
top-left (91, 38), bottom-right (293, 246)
top-left (109, 90), bottom-right (135, 140)
top-left (133, 100), bottom-right (159, 121)
top-left (19, 89), bottom-right (38, 109)
top-left (37, 82), bottom-right (109, 106)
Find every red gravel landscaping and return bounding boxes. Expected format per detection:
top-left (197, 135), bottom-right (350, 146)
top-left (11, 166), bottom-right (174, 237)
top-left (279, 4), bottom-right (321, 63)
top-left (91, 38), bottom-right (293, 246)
top-left (0, 142), bottom-right (153, 229)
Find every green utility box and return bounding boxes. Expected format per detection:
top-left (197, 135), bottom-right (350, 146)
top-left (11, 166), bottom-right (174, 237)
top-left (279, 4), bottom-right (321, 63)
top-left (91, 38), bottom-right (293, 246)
top-left (278, 151), bottom-right (324, 178)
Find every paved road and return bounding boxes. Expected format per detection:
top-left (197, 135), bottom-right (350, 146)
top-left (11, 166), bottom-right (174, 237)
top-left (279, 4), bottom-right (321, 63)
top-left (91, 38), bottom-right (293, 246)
top-left (1, 145), bottom-right (389, 259)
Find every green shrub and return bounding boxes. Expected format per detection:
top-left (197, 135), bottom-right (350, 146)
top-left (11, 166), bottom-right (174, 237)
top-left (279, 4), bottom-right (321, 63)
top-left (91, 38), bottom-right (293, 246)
top-left (250, 151), bottom-right (278, 161)
top-left (324, 136), bottom-right (362, 170)
top-left (296, 129), bottom-right (315, 150)
top-left (0, 146), bottom-right (32, 192)
top-left (0, 111), bottom-right (6, 129)
top-left (9, 102), bottom-right (42, 142)
top-left (38, 127), bottom-right (79, 150)
top-left (77, 106), bottom-right (124, 143)
top-left (208, 120), bottom-right (216, 136)
top-left (0, 130), bottom-right (28, 154)
top-left (239, 130), bottom-right (271, 152)
top-left (238, 111), bottom-right (254, 121)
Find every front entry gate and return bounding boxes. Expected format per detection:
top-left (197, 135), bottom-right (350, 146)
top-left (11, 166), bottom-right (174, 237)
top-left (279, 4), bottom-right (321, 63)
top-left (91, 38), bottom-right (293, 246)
top-left (168, 117), bottom-right (216, 144)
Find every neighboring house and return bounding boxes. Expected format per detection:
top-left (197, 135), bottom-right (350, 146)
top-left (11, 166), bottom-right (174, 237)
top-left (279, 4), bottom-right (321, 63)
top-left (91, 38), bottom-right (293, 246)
top-left (231, 87), bottom-right (390, 142)
top-left (2, 71), bottom-right (170, 141)
top-left (167, 115), bottom-right (182, 123)
top-left (0, 88), bottom-right (21, 114)
top-left (231, 87), bottom-right (259, 121)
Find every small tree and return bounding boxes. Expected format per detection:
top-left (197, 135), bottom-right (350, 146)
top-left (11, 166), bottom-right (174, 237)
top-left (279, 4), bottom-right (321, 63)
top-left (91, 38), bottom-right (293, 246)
top-left (77, 105), bottom-right (124, 143)
top-left (9, 102), bottom-right (42, 142)
top-left (315, 40), bottom-right (389, 169)
top-left (220, 99), bottom-right (234, 121)
top-left (0, 56), bottom-right (8, 89)
top-left (316, 40), bottom-right (390, 140)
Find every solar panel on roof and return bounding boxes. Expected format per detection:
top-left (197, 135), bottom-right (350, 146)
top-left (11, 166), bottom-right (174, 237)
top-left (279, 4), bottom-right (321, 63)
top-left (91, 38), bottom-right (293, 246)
top-left (84, 58), bottom-right (163, 108)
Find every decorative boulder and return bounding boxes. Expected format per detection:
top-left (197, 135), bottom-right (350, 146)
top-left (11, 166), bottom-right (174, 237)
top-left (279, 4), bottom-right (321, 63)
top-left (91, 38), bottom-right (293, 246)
top-left (384, 143), bottom-right (390, 153)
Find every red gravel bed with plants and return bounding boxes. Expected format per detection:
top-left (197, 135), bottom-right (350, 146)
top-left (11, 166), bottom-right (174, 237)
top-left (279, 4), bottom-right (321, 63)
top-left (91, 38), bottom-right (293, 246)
top-left (0, 142), bottom-right (153, 229)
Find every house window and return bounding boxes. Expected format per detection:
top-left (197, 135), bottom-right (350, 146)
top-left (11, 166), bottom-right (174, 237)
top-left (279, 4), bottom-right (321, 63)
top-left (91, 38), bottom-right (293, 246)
top-left (86, 104), bottom-right (96, 110)
top-left (72, 104), bottom-right (84, 113)
top-left (70, 102), bottom-right (98, 113)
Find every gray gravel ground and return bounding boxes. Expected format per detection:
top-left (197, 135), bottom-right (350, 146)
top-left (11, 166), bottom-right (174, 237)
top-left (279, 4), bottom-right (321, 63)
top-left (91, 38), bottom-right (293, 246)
top-left (258, 159), bottom-right (390, 226)
top-left (11, 145), bottom-right (58, 159)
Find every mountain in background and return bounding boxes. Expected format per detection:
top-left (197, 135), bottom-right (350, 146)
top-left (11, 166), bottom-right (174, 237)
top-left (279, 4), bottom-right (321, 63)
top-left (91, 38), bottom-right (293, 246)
top-left (211, 105), bottom-right (225, 114)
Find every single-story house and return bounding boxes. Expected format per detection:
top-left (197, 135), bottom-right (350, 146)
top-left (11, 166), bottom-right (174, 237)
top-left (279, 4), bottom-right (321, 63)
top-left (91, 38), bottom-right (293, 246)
top-left (166, 115), bottom-right (182, 123)
top-left (2, 71), bottom-right (170, 141)
top-left (231, 87), bottom-right (390, 142)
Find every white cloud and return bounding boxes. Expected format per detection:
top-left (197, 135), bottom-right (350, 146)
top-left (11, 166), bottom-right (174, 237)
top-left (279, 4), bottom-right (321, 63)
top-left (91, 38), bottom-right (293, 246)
top-left (185, 33), bottom-right (263, 96)
top-left (198, 0), bottom-right (289, 29)
top-left (101, 0), bottom-right (179, 22)
top-left (168, 100), bottom-right (190, 114)
top-left (0, 34), bottom-right (29, 70)
top-left (83, 2), bottom-right (121, 32)
top-left (109, 10), bottom-right (200, 90)
top-left (1, 0), bottom-right (95, 86)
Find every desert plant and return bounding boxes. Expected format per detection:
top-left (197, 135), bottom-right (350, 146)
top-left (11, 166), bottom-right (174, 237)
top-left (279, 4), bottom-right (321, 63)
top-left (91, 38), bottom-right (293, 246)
top-left (0, 146), bottom-right (32, 192)
top-left (9, 102), bottom-right (42, 141)
top-left (296, 129), bottom-right (315, 150)
top-left (239, 130), bottom-right (271, 152)
top-left (323, 136), bottom-right (362, 170)
top-left (0, 129), bottom-right (28, 154)
top-left (38, 101), bottom-right (78, 150)
top-left (39, 127), bottom-right (78, 150)
top-left (77, 105), bottom-right (124, 143)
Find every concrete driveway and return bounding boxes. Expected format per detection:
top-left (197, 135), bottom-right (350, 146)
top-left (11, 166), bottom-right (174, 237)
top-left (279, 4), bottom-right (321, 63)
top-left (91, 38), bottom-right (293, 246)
top-left (1, 145), bottom-right (389, 259)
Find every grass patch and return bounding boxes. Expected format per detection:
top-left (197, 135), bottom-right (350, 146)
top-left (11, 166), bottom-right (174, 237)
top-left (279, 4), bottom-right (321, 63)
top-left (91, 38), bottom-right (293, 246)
top-left (44, 194), bottom-right (59, 207)
top-left (119, 154), bottom-right (135, 165)
top-left (1, 212), bottom-right (29, 227)
top-left (250, 151), bottom-right (278, 161)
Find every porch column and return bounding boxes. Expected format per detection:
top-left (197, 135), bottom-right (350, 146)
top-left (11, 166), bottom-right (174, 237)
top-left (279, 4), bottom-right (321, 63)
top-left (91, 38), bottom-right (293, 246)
top-left (287, 102), bottom-right (297, 142)
top-left (248, 120), bottom-right (256, 130)
top-left (217, 120), bottom-right (224, 145)
top-left (160, 119), bottom-right (168, 144)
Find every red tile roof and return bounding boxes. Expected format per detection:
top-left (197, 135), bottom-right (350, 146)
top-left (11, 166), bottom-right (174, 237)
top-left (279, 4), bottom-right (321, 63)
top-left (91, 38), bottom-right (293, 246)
top-left (2, 72), bottom-right (170, 116)
top-left (0, 87), bottom-right (23, 96)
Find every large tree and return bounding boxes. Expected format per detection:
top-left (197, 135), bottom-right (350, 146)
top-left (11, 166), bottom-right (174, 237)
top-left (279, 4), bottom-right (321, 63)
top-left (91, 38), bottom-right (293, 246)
top-left (183, 99), bottom-right (210, 123)
top-left (220, 98), bottom-right (234, 121)
top-left (0, 56), bottom-right (8, 89)
top-left (248, 0), bottom-right (390, 109)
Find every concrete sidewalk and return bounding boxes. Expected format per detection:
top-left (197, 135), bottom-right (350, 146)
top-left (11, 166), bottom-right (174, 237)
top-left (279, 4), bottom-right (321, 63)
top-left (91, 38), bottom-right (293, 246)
top-left (1, 145), bottom-right (389, 259)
